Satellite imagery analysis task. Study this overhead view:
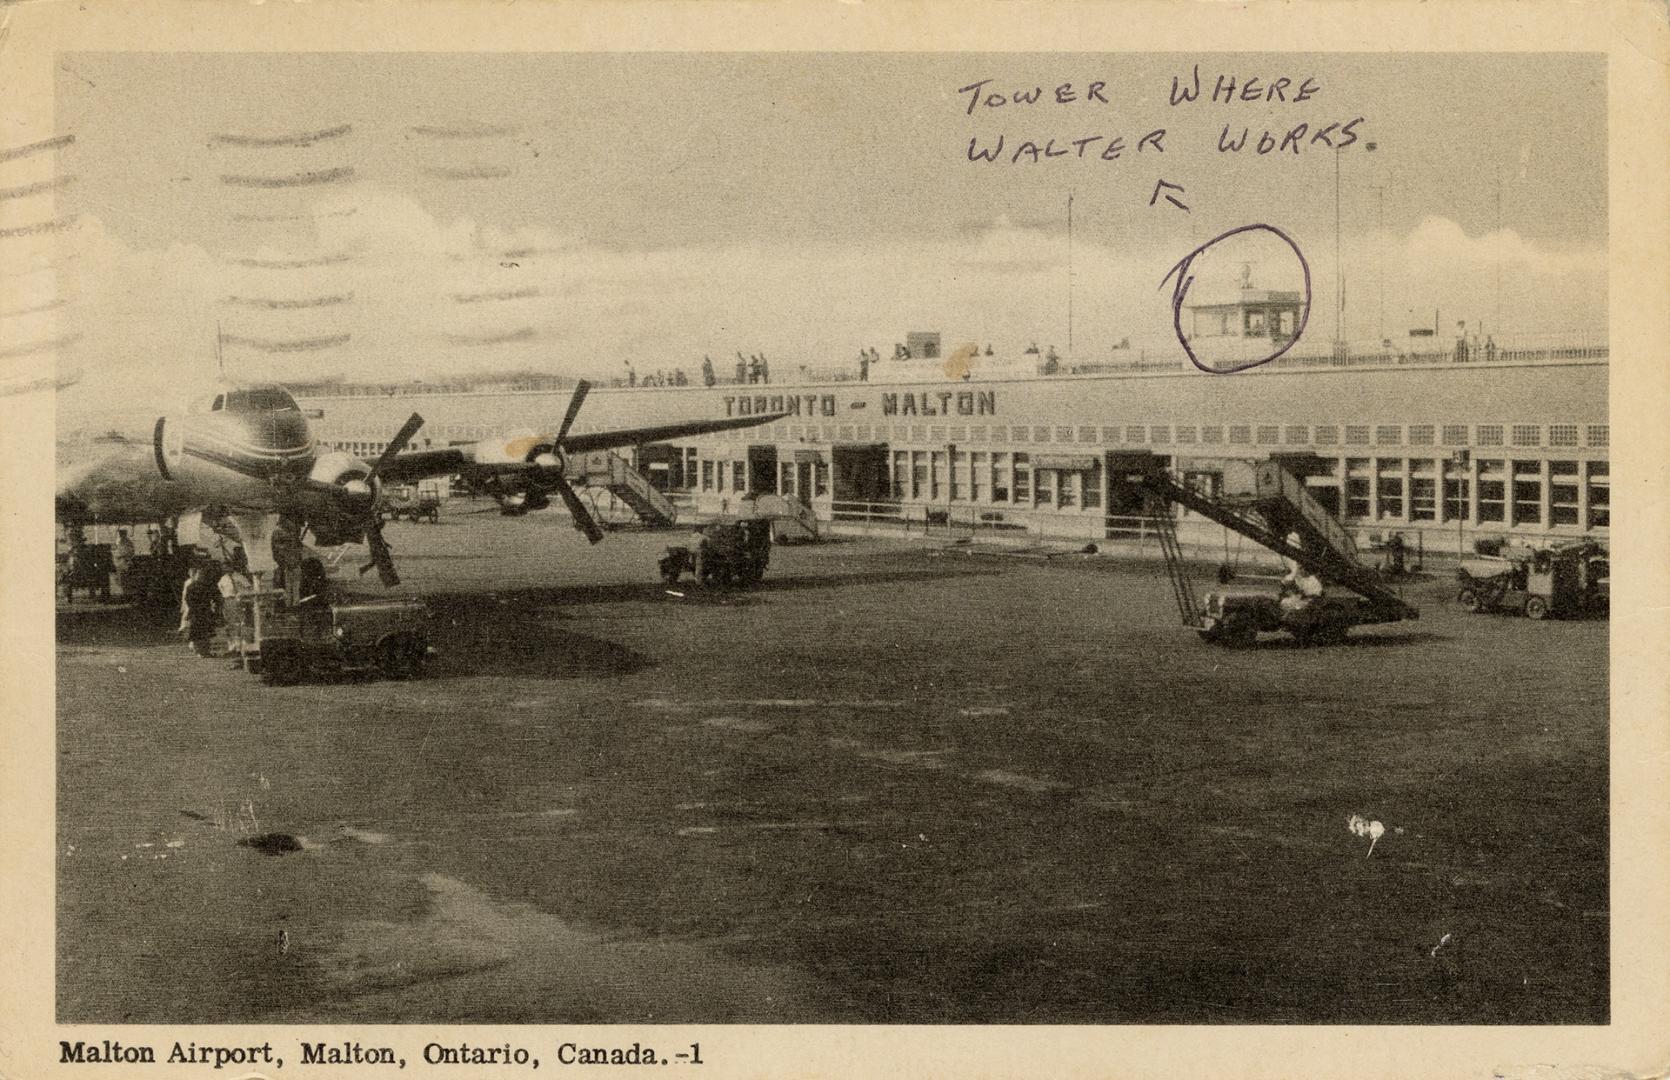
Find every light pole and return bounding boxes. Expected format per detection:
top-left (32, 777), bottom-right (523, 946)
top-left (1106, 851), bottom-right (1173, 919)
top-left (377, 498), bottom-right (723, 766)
top-left (1334, 141), bottom-right (1378, 356)
top-left (1374, 184), bottom-right (1385, 344)
top-left (1451, 449), bottom-right (1470, 558)
top-left (1334, 148), bottom-right (1342, 353)
top-left (1066, 191), bottom-right (1074, 361)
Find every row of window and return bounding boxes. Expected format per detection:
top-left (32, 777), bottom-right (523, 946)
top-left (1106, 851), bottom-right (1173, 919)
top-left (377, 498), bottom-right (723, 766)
top-left (335, 420), bottom-right (1608, 455)
top-left (685, 421), bottom-right (1610, 450)
top-left (697, 459), bottom-right (748, 494)
top-left (684, 457), bottom-right (838, 499)
top-left (338, 433), bottom-right (1610, 533)
top-left (1332, 457), bottom-right (1608, 529)
top-left (673, 448), bottom-right (1610, 531)
top-left (884, 451), bottom-right (1106, 511)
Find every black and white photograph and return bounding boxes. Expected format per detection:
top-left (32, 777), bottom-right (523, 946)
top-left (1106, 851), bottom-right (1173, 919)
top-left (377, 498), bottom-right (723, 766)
top-left (5, 3), bottom-right (1668, 1078)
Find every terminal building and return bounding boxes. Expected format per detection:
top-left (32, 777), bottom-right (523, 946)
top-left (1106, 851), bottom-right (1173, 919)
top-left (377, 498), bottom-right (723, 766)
top-left (295, 298), bottom-right (1608, 553)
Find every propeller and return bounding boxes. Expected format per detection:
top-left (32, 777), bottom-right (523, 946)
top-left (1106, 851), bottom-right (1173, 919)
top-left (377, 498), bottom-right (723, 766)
top-left (356, 412), bottom-right (424, 586)
top-left (531, 381), bottom-right (605, 544)
top-left (370, 414), bottom-right (426, 483)
top-left (554, 378), bottom-right (588, 445)
top-left (552, 478), bottom-right (605, 544)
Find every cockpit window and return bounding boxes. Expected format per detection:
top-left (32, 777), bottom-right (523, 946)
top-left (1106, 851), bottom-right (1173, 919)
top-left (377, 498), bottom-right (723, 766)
top-left (248, 387), bottom-right (300, 412)
top-left (222, 387), bottom-right (300, 413)
top-left (210, 394), bottom-right (225, 412)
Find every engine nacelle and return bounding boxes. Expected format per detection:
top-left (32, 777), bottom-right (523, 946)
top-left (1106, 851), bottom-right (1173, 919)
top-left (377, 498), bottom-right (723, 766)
top-left (152, 415), bottom-right (183, 480)
top-left (305, 451), bottom-right (377, 546)
top-left (309, 450), bottom-right (374, 490)
top-left (474, 427), bottom-right (543, 466)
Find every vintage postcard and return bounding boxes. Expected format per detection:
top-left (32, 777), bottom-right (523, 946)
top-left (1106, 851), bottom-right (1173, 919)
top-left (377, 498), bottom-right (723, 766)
top-left (3, 2), bottom-right (1667, 1078)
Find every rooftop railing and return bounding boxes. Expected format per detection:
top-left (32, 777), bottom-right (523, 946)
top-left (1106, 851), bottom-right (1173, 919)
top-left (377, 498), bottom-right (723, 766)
top-left (289, 330), bottom-right (1606, 400)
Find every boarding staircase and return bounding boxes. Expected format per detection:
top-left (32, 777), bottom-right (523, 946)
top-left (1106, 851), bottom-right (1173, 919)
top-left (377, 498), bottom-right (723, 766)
top-left (749, 493), bottom-right (820, 542)
top-left (570, 452), bottom-right (679, 527)
top-left (1144, 489), bottom-right (1203, 626)
top-left (1109, 452), bottom-right (1418, 622)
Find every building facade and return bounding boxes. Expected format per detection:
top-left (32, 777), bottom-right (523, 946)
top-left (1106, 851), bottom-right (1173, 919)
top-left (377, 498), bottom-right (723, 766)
top-left (299, 340), bottom-right (1607, 552)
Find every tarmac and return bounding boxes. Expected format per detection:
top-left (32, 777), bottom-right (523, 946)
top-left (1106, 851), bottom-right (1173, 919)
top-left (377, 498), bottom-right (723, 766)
top-left (55, 506), bottom-right (1609, 1024)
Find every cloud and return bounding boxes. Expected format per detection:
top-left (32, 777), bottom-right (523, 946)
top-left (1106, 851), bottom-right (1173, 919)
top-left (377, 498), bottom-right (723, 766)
top-left (1404, 216), bottom-right (1603, 276)
top-left (50, 197), bottom-right (1606, 430)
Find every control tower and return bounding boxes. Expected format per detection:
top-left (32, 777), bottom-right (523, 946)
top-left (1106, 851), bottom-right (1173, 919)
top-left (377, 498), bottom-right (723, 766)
top-left (1185, 267), bottom-right (1302, 344)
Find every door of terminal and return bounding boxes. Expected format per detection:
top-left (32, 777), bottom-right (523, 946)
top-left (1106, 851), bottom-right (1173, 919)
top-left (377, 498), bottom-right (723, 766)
top-left (795, 462), bottom-right (813, 507)
top-left (747, 445), bottom-right (778, 495)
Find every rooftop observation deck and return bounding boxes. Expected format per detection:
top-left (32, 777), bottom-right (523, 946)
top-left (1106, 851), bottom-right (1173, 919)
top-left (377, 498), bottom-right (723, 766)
top-left (287, 329), bottom-right (1607, 401)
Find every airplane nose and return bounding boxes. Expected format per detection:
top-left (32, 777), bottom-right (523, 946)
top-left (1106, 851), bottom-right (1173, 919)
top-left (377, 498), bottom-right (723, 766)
top-left (152, 416), bottom-right (182, 480)
top-left (342, 479), bottom-right (372, 497)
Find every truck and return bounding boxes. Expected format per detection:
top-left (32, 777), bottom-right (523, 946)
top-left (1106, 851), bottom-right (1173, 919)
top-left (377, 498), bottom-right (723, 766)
top-left (1455, 539), bottom-right (1608, 619)
top-left (232, 589), bottom-right (432, 685)
top-left (1110, 452), bottom-right (1419, 648)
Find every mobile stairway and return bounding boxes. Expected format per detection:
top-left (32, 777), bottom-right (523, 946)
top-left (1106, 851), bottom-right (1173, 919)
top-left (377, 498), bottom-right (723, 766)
top-left (748, 493), bottom-right (820, 543)
top-left (570, 451), bottom-right (680, 528)
top-left (1109, 451), bottom-right (1418, 642)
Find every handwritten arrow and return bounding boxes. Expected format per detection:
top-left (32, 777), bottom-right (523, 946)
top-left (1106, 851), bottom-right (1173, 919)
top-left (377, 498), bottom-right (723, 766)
top-left (1150, 179), bottom-right (1190, 213)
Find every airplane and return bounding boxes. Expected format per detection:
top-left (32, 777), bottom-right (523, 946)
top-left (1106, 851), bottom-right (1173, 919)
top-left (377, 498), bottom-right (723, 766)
top-left (56, 379), bottom-right (787, 587)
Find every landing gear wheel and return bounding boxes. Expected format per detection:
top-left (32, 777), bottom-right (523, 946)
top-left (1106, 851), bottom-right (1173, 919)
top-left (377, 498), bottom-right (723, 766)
top-left (1524, 596), bottom-right (1550, 620)
top-left (1313, 625), bottom-right (1349, 646)
top-left (260, 643), bottom-right (304, 686)
top-left (379, 636), bottom-right (428, 680)
top-left (1220, 613), bottom-right (1257, 649)
top-left (1457, 589), bottom-right (1481, 613)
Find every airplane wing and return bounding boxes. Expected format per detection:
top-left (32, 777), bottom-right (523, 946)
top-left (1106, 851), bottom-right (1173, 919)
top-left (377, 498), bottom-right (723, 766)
top-left (373, 447), bottom-right (471, 485)
top-left (56, 440), bottom-right (204, 524)
top-left (375, 410), bottom-right (790, 485)
top-left (559, 413), bottom-right (791, 455)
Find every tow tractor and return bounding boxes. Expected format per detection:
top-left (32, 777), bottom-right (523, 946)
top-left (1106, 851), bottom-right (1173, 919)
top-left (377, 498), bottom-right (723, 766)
top-left (659, 518), bottom-right (772, 588)
top-left (1110, 452), bottom-right (1419, 648)
top-left (232, 587), bottom-right (432, 685)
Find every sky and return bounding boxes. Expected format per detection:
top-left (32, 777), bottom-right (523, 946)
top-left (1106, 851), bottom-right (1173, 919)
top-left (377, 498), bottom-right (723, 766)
top-left (5, 51), bottom-right (1606, 424)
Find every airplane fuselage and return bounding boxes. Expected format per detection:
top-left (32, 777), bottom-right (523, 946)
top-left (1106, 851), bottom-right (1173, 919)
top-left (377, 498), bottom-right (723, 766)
top-left (153, 405), bottom-right (318, 511)
top-left (57, 385), bottom-right (347, 527)
top-left (59, 377), bottom-right (788, 584)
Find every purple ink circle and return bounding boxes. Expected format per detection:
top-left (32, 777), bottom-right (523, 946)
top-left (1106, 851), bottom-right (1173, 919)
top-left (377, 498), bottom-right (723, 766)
top-left (1159, 223), bottom-right (1312, 374)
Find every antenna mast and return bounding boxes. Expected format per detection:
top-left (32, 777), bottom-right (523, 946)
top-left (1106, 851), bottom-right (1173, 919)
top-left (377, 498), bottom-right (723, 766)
top-left (1066, 190), bottom-right (1075, 360)
top-left (216, 322), bottom-right (226, 379)
top-left (1494, 165), bottom-right (1502, 332)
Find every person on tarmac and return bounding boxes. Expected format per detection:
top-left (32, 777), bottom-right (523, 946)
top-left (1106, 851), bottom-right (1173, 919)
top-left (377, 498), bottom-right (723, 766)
top-left (113, 529), bottom-right (136, 595)
top-left (1386, 532), bottom-right (1407, 575)
top-left (217, 548), bottom-right (255, 656)
top-left (179, 563), bottom-right (223, 657)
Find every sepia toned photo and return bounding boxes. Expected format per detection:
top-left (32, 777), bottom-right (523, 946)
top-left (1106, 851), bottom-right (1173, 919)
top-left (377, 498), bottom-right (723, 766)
top-left (5, 4), bottom-right (1668, 1077)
